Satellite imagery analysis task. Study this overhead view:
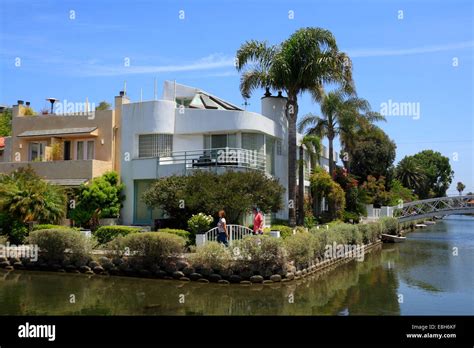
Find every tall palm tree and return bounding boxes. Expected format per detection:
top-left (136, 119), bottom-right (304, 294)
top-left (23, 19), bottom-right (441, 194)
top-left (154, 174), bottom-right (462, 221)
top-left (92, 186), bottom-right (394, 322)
top-left (237, 28), bottom-right (353, 226)
top-left (456, 182), bottom-right (466, 196)
top-left (236, 40), bottom-right (277, 98)
top-left (298, 135), bottom-right (322, 224)
top-left (298, 90), bottom-right (384, 177)
top-left (395, 158), bottom-right (426, 192)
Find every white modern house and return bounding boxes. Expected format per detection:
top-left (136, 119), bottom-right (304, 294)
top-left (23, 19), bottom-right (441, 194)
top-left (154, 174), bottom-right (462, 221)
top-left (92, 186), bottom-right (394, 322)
top-left (120, 81), bottom-right (335, 226)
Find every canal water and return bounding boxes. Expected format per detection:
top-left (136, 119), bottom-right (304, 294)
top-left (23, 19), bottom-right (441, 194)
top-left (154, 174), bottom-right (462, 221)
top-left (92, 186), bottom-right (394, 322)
top-left (1, 216), bottom-right (473, 315)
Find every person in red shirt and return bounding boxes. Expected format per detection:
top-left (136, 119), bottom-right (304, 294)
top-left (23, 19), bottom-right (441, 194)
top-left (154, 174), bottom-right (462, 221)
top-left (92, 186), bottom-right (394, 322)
top-left (252, 207), bottom-right (263, 235)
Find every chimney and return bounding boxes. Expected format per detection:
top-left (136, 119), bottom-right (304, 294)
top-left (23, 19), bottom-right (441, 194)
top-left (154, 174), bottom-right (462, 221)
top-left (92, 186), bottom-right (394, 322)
top-left (25, 101), bottom-right (31, 107)
top-left (12, 100), bottom-right (26, 117)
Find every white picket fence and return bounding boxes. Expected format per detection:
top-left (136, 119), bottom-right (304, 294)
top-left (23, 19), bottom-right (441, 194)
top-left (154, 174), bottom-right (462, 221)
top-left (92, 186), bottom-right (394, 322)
top-left (196, 224), bottom-right (253, 246)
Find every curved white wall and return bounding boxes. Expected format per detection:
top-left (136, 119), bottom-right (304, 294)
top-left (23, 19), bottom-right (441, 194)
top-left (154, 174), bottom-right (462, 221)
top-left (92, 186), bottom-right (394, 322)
top-left (175, 109), bottom-right (283, 138)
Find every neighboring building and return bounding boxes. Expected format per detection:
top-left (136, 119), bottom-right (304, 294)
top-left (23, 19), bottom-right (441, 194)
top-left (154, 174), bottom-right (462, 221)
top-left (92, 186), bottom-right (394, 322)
top-left (0, 94), bottom-right (127, 186)
top-left (0, 136), bottom-right (12, 162)
top-left (120, 81), bottom-right (336, 226)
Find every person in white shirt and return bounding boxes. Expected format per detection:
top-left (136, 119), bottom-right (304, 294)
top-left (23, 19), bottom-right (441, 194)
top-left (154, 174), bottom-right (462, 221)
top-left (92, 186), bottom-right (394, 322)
top-left (217, 210), bottom-right (229, 246)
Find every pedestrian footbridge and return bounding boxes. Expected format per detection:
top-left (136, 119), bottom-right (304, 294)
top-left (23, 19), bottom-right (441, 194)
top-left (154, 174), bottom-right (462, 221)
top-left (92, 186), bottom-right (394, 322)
top-left (393, 195), bottom-right (474, 222)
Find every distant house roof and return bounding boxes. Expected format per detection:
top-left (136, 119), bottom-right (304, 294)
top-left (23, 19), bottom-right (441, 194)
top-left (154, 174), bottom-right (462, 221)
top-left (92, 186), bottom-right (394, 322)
top-left (44, 178), bottom-right (88, 186)
top-left (0, 137), bottom-right (4, 148)
top-left (17, 127), bottom-right (98, 138)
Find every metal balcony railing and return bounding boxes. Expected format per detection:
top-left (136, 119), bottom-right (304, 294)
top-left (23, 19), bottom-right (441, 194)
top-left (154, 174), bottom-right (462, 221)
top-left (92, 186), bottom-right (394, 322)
top-left (140, 147), bottom-right (267, 176)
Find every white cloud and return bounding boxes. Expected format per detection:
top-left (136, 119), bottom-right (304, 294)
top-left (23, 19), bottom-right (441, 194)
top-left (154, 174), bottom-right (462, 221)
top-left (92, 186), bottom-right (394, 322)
top-left (80, 54), bottom-right (235, 76)
top-left (347, 41), bottom-right (474, 58)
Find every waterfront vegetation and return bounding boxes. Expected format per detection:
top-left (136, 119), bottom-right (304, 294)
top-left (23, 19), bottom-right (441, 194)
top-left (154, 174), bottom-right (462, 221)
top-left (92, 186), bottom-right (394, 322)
top-left (0, 27), bottom-right (460, 285)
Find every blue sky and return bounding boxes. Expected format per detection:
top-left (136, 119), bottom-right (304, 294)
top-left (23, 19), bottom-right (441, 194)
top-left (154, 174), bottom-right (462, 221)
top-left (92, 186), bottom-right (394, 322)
top-left (0, 0), bottom-right (472, 194)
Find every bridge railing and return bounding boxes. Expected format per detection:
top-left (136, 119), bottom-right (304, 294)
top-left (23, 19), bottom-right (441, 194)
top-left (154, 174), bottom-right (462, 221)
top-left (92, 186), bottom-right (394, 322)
top-left (196, 225), bottom-right (253, 246)
top-left (393, 195), bottom-right (474, 222)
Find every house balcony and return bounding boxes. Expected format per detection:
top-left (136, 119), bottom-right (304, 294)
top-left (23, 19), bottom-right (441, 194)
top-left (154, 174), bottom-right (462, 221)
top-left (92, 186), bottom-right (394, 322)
top-left (0, 159), bottom-right (112, 186)
top-left (129, 147), bottom-right (268, 179)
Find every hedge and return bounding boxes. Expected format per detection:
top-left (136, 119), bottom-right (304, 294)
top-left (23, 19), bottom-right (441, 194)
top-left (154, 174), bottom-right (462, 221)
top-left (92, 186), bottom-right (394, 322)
top-left (33, 224), bottom-right (79, 231)
top-left (109, 232), bottom-right (186, 266)
top-left (94, 226), bottom-right (142, 244)
top-left (269, 225), bottom-right (294, 239)
top-left (27, 228), bottom-right (96, 263)
top-left (379, 217), bottom-right (399, 235)
top-left (158, 228), bottom-right (192, 245)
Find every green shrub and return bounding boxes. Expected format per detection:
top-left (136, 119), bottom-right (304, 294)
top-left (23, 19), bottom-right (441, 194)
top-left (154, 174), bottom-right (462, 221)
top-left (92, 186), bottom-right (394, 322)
top-left (368, 222), bottom-right (382, 242)
top-left (270, 225), bottom-right (293, 239)
top-left (380, 217), bottom-right (399, 235)
top-left (94, 226), bottom-right (142, 244)
top-left (189, 241), bottom-right (233, 271)
top-left (232, 235), bottom-right (286, 271)
top-left (342, 211), bottom-right (361, 224)
top-left (9, 222), bottom-right (29, 244)
top-left (0, 235), bottom-right (7, 245)
top-left (304, 215), bottom-right (316, 228)
top-left (187, 213), bottom-right (213, 235)
top-left (33, 224), bottom-right (79, 231)
top-left (271, 218), bottom-right (290, 226)
top-left (111, 232), bottom-right (186, 266)
top-left (27, 228), bottom-right (96, 263)
top-left (283, 232), bottom-right (314, 269)
top-left (158, 228), bottom-right (191, 245)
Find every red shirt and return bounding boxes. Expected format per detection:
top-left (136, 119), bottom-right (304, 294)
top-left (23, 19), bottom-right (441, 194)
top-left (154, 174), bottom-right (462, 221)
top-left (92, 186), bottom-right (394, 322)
top-left (253, 212), bottom-right (263, 233)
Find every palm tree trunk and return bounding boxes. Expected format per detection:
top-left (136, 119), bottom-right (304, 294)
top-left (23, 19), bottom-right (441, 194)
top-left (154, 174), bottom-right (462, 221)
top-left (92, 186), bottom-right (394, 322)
top-left (328, 136), bottom-right (335, 177)
top-left (287, 95), bottom-right (298, 227)
top-left (298, 145), bottom-right (305, 226)
top-left (328, 136), bottom-right (336, 219)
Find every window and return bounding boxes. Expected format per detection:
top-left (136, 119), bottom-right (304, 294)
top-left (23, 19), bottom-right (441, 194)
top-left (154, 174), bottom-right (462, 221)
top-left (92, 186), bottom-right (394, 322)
top-left (265, 136), bottom-right (275, 175)
top-left (242, 133), bottom-right (264, 153)
top-left (75, 140), bottom-right (95, 160)
top-left (29, 142), bottom-right (46, 161)
top-left (276, 139), bottom-right (282, 155)
top-left (203, 133), bottom-right (237, 149)
top-left (138, 134), bottom-right (173, 158)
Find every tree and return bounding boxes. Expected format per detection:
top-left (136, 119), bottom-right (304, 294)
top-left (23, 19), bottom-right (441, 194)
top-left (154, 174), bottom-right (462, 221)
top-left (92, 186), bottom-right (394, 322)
top-left (236, 40), bottom-right (277, 98)
top-left (388, 179), bottom-right (418, 206)
top-left (397, 150), bottom-right (454, 199)
top-left (298, 135), bottom-right (322, 224)
top-left (70, 171), bottom-right (125, 229)
top-left (456, 182), bottom-right (466, 196)
top-left (237, 27), bottom-right (353, 226)
top-left (0, 166), bottom-right (66, 243)
top-left (0, 109), bottom-right (12, 136)
top-left (95, 101), bottom-right (111, 111)
top-left (142, 171), bottom-right (285, 226)
top-left (310, 167), bottom-right (346, 221)
top-left (299, 93), bottom-right (386, 176)
top-left (333, 166), bottom-right (367, 218)
top-left (347, 125), bottom-right (396, 182)
top-left (395, 157), bottom-right (425, 193)
top-left (361, 175), bottom-right (391, 207)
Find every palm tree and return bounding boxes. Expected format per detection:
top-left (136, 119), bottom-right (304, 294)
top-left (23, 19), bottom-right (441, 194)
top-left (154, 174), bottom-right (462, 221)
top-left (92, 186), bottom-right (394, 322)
top-left (395, 158), bottom-right (426, 192)
top-left (298, 135), bottom-right (322, 224)
top-left (237, 27), bottom-right (353, 226)
top-left (236, 40), bottom-right (277, 98)
top-left (456, 182), bottom-right (466, 196)
top-left (298, 90), bottom-right (384, 177)
top-left (0, 166), bottom-right (66, 224)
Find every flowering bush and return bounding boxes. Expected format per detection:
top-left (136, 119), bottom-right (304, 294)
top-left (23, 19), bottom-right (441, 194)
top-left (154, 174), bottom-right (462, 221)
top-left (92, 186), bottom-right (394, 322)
top-left (187, 213), bottom-right (213, 235)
